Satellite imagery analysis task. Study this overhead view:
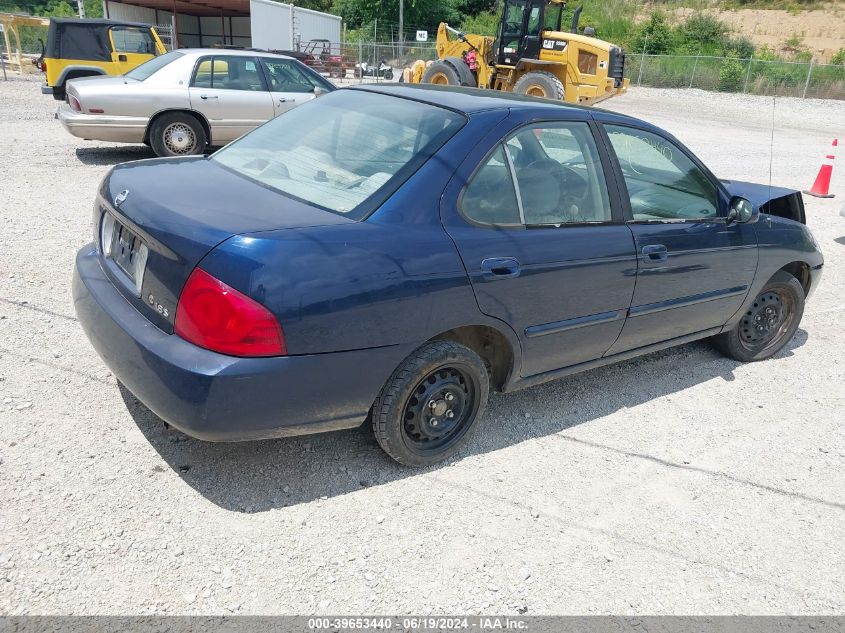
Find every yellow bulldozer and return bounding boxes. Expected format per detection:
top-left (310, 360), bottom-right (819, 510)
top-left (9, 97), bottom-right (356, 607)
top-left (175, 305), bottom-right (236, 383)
top-left (403, 0), bottom-right (629, 106)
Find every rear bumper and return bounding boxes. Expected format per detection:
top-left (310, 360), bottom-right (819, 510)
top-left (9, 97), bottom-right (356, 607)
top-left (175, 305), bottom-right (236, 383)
top-left (58, 105), bottom-right (147, 143)
top-left (42, 84), bottom-right (58, 96)
top-left (73, 244), bottom-right (405, 441)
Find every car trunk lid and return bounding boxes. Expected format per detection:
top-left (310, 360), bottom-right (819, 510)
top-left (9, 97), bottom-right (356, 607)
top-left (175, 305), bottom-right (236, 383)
top-left (97, 156), bottom-right (353, 333)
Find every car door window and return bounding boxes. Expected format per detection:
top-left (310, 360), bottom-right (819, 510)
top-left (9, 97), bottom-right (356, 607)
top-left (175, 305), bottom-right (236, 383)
top-left (510, 123), bottom-right (611, 224)
top-left (605, 125), bottom-right (719, 221)
top-left (191, 56), bottom-right (265, 91)
top-left (111, 27), bottom-right (156, 54)
top-left (261, 58), bottom-right (321, 93)
top-left (462, 123), bottom-right (610, 227)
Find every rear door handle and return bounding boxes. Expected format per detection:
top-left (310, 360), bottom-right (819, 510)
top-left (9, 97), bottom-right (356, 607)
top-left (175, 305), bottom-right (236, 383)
top-left (641, 244), bottom-right (668, 263)
top-left (200, 94), bottom-right (218, 100)
top-left (118, 54), bottom-right (127, 62)
top-left (481, 257), bottom-right (521, 279)
top-left (278, 97), bottom-right (295, 103)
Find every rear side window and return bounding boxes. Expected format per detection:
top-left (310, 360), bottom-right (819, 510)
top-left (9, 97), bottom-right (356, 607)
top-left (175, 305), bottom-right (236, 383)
top-left (111, 26), bottom-right (156, 54)
top-left (192, 56), bottom-right (265, 91)
top-left (461, 122), bottom-right (611, 227)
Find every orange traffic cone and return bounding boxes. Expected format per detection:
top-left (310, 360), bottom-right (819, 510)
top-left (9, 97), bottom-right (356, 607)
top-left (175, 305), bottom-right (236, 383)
top-left (804, 139), bottom-right (837, 198)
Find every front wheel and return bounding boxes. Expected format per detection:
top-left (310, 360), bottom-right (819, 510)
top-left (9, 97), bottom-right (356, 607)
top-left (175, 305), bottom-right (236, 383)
top-left (712, 270), bottom-right (805, 362)
top-left (372, 341), bottom-right (489, 466)
top-left (513, 70), bottom-right (565, 101)
top-left (149, 112), bottom-right (206, 157)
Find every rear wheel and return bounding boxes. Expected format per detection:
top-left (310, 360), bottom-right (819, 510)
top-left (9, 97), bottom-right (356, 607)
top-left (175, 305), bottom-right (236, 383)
top-left (149, 112), bottom-right (207, 158)
top-left (372, 341), bottom-right (489, 466)
top-left (513, 70), bottom-right (565, 100)
top-left (712, 271), bottom-right (805, 362)
top-left (421, 60), bottom-right (462, 86)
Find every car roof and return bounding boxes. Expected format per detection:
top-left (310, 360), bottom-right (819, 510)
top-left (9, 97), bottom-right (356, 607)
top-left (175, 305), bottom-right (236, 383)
top-left (176, 48), bottom-right (295, 61)
top-left (348, 83), bottom-right (644, 125)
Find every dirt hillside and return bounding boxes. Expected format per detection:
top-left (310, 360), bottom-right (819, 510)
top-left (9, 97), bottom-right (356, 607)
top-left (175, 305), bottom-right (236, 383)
top-left (663, 5), bottom-right (845, 63)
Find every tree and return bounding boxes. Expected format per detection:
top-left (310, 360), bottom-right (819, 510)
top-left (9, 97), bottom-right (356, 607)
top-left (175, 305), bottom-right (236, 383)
top-left (332, 0), bottom-right (461, 32)
top-left (632, 12), bottom-right (673, 55)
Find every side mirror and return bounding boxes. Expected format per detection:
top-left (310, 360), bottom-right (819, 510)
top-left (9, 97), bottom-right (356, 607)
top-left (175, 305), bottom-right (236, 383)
top-left (727, 197), bottom-right (759, 225)
top-left (313, 86), bottom-right (325, 97)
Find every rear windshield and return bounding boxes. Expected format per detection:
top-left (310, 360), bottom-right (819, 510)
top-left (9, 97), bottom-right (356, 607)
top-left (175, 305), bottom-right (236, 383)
top-left (125, 51), bottom-right (183, 81)
top-left (212, 90), bottom-right (466, 219)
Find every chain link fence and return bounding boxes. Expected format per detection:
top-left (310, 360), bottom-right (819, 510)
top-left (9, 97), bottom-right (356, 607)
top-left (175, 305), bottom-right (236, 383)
top-left (628, 53), bottom-right (845, 100)
top-left (311, 41), bottom-right (437, 85)
top-left (6, 27), bottom-right (844, 101)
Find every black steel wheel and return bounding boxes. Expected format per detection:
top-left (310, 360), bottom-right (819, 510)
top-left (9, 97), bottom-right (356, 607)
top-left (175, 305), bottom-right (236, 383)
top-left (372, 341), bottom-right (489, 466)
top-left (713, 271), bottom-right (805, 362)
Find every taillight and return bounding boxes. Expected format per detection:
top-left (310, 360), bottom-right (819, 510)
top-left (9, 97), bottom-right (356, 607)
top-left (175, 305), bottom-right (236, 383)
top-left (68, 95), bottom-right (81, 112)
top-left (174, 268), bottom-right (286, 357)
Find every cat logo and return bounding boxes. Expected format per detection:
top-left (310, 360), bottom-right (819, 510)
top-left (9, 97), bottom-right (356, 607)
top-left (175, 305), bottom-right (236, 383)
top-left (542, 40), bottom-right (568, 51)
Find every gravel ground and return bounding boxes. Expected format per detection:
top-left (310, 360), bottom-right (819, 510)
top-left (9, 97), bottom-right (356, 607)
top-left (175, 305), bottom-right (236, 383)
top-left (1, 75), bottom-right (844, 615)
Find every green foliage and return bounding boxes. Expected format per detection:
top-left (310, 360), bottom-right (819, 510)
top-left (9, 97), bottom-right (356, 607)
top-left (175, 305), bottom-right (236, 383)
top-left (0, 0), bottom-right (103, 17)
top-left (718, 57), bottom-right (744, 90)
top-left (458, 9), bottom-right (500, 36)
top-left (756, 44), bottom-right (778, 61)
top-left (723, 35), bottom-right (754, 59)
top-left (783, 33), bottom-right (804, 50)
top-left (678, 13), bottom-right (727, 47)
top-left (831, 48), bottom-right (845, 66)
top-left (292, 0), bottom-right (334, 12)
top-left (332, 0), bottom-right (461, 33)
top-left (632, 12), bottom-right (674, 54)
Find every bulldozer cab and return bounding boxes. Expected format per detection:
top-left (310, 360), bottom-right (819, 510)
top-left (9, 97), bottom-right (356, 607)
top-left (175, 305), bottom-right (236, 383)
top-left (496, 0), bottom-right (564, 67)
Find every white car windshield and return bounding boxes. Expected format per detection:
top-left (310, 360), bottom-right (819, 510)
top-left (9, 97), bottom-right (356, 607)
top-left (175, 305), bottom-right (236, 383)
top-left (212, 90), bottom-right (465, 218)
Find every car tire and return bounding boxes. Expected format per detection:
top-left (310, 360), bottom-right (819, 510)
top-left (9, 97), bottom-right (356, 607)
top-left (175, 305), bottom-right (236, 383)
top-left (149, 112), bottom-right (207, 158)
top-left (372, 340), bottom-right (489, 467)
top-left (421, 60), bottom-right (462, 86)
top-left (513, 70), bottom-right (565, 100)
top-left (442, 57), bottom-right (477, 87)
top-left (712, 271), bottom-right (805, 362)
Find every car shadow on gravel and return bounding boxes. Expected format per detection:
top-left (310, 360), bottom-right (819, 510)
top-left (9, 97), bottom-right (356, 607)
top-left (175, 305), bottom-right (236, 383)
top-left (75, 146), bottom-right (156, 165)
top-left (122, 329), bottom-right (811, 513)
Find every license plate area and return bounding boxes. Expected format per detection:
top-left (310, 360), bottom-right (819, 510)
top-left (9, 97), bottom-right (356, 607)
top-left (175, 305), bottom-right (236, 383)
top-left (101, 212), bottom-right (148, 296)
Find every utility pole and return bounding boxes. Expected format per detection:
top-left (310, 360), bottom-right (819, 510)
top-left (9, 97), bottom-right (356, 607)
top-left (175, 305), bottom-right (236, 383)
top-left (398, 0), bottom-right (403, 60)
top-left (76, 0), bottom-right (86, 18)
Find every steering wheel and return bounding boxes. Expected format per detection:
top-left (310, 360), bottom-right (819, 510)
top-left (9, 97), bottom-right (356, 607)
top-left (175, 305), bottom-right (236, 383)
top-left (525, 159), bottom-right (588, 222)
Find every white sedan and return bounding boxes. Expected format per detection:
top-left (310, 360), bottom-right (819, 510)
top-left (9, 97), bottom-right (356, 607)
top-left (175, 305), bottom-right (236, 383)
top-left (58, 48), bottom-right (335, 156)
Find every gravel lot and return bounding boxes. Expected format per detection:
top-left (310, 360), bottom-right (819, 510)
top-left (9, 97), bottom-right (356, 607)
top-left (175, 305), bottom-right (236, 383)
top-left (1, 75), bottom-right (844, 615)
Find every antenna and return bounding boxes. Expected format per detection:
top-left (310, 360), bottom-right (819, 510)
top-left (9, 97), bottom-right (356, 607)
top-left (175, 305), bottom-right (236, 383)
top-left (768, 94), bottom-right (776, 206)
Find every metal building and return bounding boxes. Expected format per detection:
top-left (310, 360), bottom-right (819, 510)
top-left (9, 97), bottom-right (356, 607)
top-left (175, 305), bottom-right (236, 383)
top-left (102, 0), bottom-right (341, 50)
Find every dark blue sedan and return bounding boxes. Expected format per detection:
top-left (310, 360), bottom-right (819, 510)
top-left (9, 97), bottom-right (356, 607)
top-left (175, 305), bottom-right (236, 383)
top-left (73, 85), bottom-right (823, 466)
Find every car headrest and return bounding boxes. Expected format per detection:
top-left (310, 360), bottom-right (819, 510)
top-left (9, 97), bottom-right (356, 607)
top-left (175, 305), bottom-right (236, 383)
top-left (517, 161), bottom-right (561, 221)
